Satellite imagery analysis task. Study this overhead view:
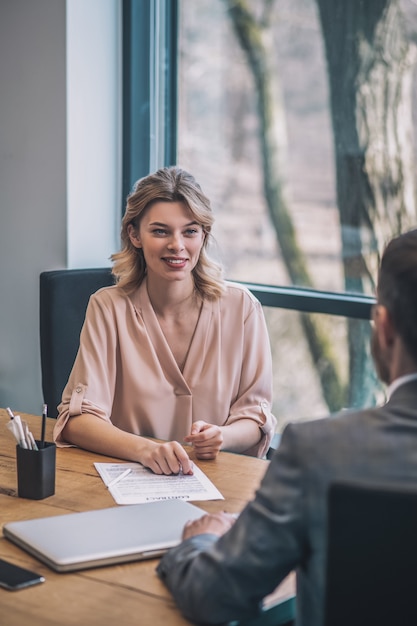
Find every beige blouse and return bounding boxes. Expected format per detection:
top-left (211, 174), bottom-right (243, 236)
top-left (53, 280), bottom-right (277, 457)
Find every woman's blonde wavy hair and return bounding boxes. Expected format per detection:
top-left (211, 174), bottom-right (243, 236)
top-left (111, 166), bottom-right (225, 299)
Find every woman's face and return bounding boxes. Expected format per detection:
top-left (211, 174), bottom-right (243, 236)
top-left (128, 201), bottom-right (205, 285)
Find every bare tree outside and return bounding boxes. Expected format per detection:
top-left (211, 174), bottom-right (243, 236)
top-left (177, 0), bottom-right (417, 426)
top-left (223, 0), bottom-right (346, 412)
top-left (316, 0), bottom-right (417, 405)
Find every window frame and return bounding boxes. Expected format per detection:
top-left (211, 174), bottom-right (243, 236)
top-left (121, 0), bottom-right (178, 206)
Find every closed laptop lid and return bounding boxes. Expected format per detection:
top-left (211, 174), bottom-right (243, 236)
top-left (3, 500), bottom-right (205, 572)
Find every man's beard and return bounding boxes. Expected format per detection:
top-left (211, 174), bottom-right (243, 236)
top-left (371, 327), bottom-right (390, 385)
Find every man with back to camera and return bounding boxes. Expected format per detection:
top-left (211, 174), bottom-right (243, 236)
top-left (156, 229), bottom-right (417, 626)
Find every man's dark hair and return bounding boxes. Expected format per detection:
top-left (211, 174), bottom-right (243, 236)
top-left (377, 229), bottom-right (417, 363)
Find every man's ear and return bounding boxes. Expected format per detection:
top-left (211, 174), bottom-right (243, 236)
top-left (127, 224), bottom-right (142, 249)
top-left (374, 304), bottom-right (396, 350)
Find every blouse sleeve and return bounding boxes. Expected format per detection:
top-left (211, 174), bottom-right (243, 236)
top-left (53, 290), bottom-right (118, 447)
top-left (226, 294), bottom-right (277, 457)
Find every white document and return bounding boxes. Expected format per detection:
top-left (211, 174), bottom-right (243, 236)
top-left (94, 461), bottom-right (224, 505)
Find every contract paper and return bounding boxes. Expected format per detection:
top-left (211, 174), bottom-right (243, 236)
top-left (94, 461), bottom-right (224, 505)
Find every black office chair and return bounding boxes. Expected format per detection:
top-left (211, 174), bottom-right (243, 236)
top-left (39, 268), bottom-right (114, 418)
top-left (325, 480), bottom-right (417, 626)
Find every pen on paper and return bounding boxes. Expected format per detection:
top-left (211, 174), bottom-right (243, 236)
top-left (107, 468), bottom-right (132, 489)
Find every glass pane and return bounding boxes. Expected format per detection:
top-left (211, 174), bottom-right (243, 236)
top-left (178, 0), bottom-right (417, 297)
top-left (178, 0), bottom-right (339, 291)
top-left (264, 307), bottom-right (384, 431)
top-left (177, 0), bottom-right (415, 425)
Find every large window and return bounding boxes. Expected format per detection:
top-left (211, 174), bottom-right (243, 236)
top-left (125, 0), bottom-right (417, 429)
top-left (175, 0), bottom-right (417, 427)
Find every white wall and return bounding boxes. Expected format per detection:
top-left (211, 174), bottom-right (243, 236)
top-left (0, 0), bottom-right (120, 415)
top-left (67, 0), bottom-right (120, 268)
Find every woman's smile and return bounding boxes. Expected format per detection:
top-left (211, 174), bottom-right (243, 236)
top-left (162, 256), bottom-right (189, 269)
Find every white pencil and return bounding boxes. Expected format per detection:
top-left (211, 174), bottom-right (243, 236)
top-left (106, 468), bottom-right (132, 489)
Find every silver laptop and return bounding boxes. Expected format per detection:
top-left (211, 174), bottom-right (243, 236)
top-left (3, 500), bottom-right (205, 572)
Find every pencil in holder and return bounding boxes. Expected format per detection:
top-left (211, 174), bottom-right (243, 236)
top-left (16, 442), bottom-right (56, 500)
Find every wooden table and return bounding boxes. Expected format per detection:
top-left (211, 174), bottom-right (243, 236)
top-left (0, 408), bottom-right (294, 625)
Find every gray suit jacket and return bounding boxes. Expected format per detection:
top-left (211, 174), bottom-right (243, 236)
top-left (157, 380), bottom-right (417, 625)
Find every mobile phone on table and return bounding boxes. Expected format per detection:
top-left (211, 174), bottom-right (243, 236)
top-left (0, 558), bottom-right (45, 590)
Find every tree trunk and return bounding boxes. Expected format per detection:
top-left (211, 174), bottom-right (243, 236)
top-left (224, 0), bottom-right (345, 411)
top-left (316, 0), bottom-right (417, 405)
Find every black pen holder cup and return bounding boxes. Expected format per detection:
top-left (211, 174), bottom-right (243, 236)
top-left (16, 442), bottom-right (56, 500)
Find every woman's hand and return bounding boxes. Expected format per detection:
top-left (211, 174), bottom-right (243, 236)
top-left (139, 440), bottom-right (193, 475)
top-left (182, 511), bottom-right (237, 540)
top-left (184, 420), bottom-right (224, 459)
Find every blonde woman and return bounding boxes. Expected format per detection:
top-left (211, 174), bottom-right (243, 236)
top-left (54, 166), bottom-right (276, 474)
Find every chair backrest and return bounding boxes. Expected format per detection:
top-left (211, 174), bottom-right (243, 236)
top-left (40, 268), bottom-right (114, 418)
top-left (325, 480), bottom-right (417, 626)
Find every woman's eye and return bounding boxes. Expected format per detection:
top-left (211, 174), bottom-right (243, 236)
top-left (185, 228), bottom-right (199, 235)
top-left (152, 228), bottom-right (167, 235)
